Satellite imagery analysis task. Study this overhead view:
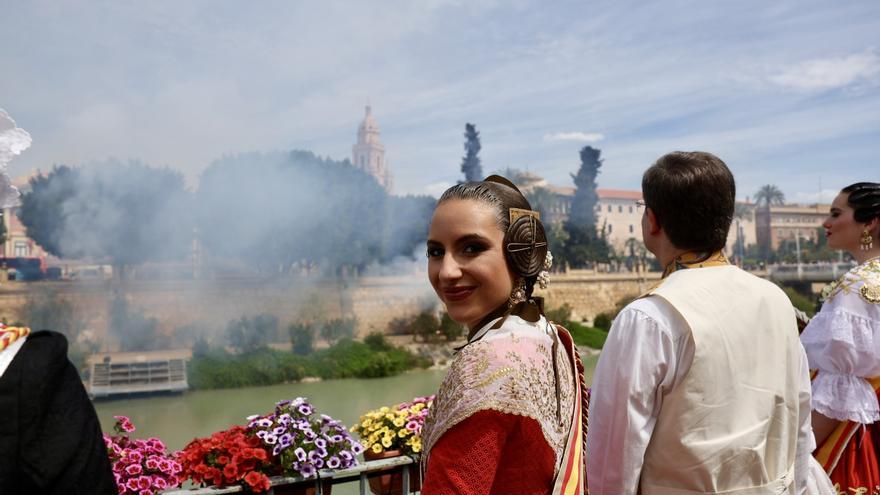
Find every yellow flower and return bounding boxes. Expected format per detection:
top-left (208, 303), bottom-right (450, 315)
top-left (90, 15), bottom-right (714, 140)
top-left (361, 419), bottom-right (372, 429)
top-left (382, 437), bottom-right (393, 448)
top-left (398, 429), bottom-right (409, 438)
top-left (379, 406), bottom-right (390, 413)
top-left (393, 418), bottom-right (405, 427)
top-left (412, 443), bottom-right (421, 453)
top-left (371, 443), bottom-right (383, 454)
top-left (385, 413), bottom-right (395, 421)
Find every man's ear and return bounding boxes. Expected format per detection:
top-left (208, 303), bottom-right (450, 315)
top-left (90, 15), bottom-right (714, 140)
top-left (646, 208), bottom-right (662, 235)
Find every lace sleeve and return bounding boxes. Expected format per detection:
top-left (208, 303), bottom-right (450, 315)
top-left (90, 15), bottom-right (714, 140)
top-left (801, 302), bottom-right (880, 423)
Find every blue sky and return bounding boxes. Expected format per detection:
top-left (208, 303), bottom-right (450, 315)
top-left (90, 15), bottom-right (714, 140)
top-left (1, 0), bottom-right (877, 203)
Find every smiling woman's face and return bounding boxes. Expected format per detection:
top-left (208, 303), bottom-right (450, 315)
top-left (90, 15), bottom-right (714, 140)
top-left (427, 199), bottom-right (515, 330)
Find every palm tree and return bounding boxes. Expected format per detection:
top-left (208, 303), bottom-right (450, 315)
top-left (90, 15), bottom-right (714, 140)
top-left (754, 185), bottom-right (785, 209)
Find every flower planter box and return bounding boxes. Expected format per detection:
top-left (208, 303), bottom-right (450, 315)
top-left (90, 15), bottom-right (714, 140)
top-left (272, 479), bottom-right (333, 495)
top-left (363, 450), bottom-right (420, 495)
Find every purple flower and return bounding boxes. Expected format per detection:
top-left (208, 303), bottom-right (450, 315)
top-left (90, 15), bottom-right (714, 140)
top-left (330, 434), bottom-right (343, 443)
top-left (279, 434), bottom-right (293, 447)
top-left (314, 438), bottom-right (327, 449)
top-left (256, 418), bottom-right (273, 428)
top-left (300, 463), bottom-right (316, 478)
top-left (351, 442), bottom-right (365, 455)
top-left (327, 456), bottom-right (341, 469)
top-left (273, 426), bottom-right (286, 436)
top-left (304, 430), bottom-right (317, 441)
top-left (264, 433), bottom-right (278, 445)
top-left (308, 450), bottom-right (324, 463)
top-left (256, 430), bottom-right (267, 440)
top-left (278, 413), bottom-right (292, 425)
top-left (406, 421), bottom-right (420, 431)
top-left (298, 404), bottom-right (314, 415)
top-left (339, 451), bottom-right (352, 461)
top-left (294, 447), bottom-right (308, 462)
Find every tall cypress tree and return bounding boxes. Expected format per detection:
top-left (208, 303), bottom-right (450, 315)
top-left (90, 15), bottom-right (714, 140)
top-left (461, 123), bottom-right (483, 182)
top-left (563, 146), bottom-right (609, 266)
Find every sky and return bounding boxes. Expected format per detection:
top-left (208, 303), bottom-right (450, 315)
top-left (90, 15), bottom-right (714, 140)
top-left (1, 0), bottom-right (878, 203)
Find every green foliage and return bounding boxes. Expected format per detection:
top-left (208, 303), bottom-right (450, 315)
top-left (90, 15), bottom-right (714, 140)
top-left (226, 314), bottom-right (279, 354)
top-left (438, 312), bottom-right (463, 341)
top-left (411, 311), bottom-right (440, 342)
top-left (0, 211), bottom-right (6, 245)
top-left (545, 304), bottom-right (573, 325)
top-left (566, 321), bottom-right (608, 349)
top-left (563, 146), bottom-right (610, 267)
top-left (289, 322), bottom-right (316, 355)
top-left (110, 295), bottom-right (160, 352)
top-left (754, 184), bottom-right (785, 208)
top-left (524, 186), bottom-right (558, 221)
top-left (364, 331), bottom-right (393, 351)
top-left (17, 163), bottom-right (192, 270)
top-left (187, 339), bottom-right (432, 390)
top-left (781, 285), bottom-right (818, 317)
top-left (461, 123), bottom-right (483, 182)
top-left (192, 335), bottom-right (210, 357)
top-left (593, 312), bottom-right (612, 331)
top-left (320, 318), bottom-right (356, 346)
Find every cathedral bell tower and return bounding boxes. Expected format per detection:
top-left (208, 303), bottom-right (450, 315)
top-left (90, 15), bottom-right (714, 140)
top-left (351, 105), bottom-right (393, 192)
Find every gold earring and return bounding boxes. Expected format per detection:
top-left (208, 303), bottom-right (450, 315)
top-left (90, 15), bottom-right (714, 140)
top-left (508, 278), bottom-right (527, 308)
top-left (861, 229), bottom-right (874, 251)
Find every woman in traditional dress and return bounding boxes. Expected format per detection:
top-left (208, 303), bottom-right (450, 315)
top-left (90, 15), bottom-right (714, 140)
top-left (419, 176), bottom-right (588, 495)
top-left (800, 182), bottom-right (880, 492)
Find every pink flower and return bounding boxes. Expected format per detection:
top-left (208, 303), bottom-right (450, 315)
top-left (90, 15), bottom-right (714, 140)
top-left (152, 476), bottom-right (168, 490)
top-left (139, 490), bottom-right (154, 495)
top-left (126, 478), bottom-right (140, 491)
top-left (125, 464), bottom-right (143, 476)
top-left (137, 475), bottom-right (152, 490)
top-left (145, 458), bottom-right (159, 470)
top-left (148, 438), bottom-right (166, 452)
top-left (158, 459), bottom-right (172, 474)
top-left (127, 450), bottom-right (143, 463)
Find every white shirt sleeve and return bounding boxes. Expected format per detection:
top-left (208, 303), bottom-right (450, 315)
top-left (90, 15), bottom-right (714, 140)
top-left (794, 343), bottom-right (817, 495)
top-left (801, 287), bottom-right (880, 423)
top-left (586, 298), bottom-right (691, 495)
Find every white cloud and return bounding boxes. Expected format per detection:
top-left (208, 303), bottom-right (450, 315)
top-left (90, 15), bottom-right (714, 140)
top-left (769, 51), bottom-right (880, 91)
top-left (423, 181), bottom-right (455, 197)
top-left (543, 132), bottom-right (605, 143)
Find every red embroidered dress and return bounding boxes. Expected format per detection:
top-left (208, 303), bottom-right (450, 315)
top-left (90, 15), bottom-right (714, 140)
top-left (421, 312), bottom-right (587, 495)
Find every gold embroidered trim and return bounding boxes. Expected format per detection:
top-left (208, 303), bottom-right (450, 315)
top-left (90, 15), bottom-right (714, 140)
top-left (422, 328), bottom-right (575, 476)
top-left (821, 259), bottom-right (880, 304)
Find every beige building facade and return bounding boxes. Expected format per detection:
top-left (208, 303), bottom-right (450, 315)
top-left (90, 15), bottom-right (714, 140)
top-left (756, 204), bottom-right (829, 251)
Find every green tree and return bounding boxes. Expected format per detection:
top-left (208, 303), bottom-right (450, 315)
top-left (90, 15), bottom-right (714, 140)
top-left (0, 210), bottom-right (6, 245)
top-left (461, 123), bottom-right (483, 182)
top-left (563, 146), bottom-right (610, 266)
top-left (320, 318), bottom-right (356, 346)
top-left (289, 322), bottom-right (316, 355)
top-left (754, 185), bottom-right (785, 208)
top-left (412, 311), bottom-right (440, 342)
top-left (17, 162), bottom-right (193, 278)
top-left (226, 314), bottom-right (278, 354)
top-left (438, 312), bottom-right (463, 341)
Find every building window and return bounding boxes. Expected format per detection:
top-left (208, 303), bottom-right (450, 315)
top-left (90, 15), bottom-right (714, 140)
top-left (618, 205), bottom-right (623, 213)
top-left (608, 224), bottom-right (613, 233)
top-left (14, 241), bottom-right (29, 257)
top-left (607, 205), bottom-right (612, 212)
top-left (629, 205), bottom-right (633, 213)
top-left (629, 224), bottom-right (634, 233)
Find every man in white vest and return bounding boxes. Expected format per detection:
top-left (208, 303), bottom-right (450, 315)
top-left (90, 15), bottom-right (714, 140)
top-left (586, 152), bottom-right (814, 494)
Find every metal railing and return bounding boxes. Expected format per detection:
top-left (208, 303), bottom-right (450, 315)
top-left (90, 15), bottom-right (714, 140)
top-left (162, 455), bottom-right (419, 495)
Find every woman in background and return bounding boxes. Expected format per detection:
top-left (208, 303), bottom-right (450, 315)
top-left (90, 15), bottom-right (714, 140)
top-left (801, 182), bottom-right (880, 491)
top-left (420, 176), bottom-right (588, 495)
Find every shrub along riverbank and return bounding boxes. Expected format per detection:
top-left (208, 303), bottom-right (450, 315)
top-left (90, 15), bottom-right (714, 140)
top-left (188, 336), bottom-right (432, 389)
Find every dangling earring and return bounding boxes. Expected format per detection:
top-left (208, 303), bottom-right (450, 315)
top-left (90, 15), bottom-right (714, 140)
top-left (861, 229), bottom-right (874, 251)
top-left (508, 278), bottom-right (527, 308)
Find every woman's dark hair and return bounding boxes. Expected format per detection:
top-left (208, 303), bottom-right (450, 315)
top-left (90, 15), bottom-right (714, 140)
top-left (842, 182), bottom-right (880, 223)
top-left (642, 151), bottom-right (735, 253)
top-left (438, 175), bottom-right (548, 298)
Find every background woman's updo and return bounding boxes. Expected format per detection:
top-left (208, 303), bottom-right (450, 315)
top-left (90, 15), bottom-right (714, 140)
top-left (843, 182), bottom-right (880, 223)
top-left (438, 175), bottom-right (548, 299)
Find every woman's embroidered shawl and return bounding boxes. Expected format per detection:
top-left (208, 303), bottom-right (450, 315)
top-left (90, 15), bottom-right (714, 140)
top-left (422, 315), bottom-right (577, 478)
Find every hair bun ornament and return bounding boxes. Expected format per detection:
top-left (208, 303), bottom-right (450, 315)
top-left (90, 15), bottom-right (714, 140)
top-left (504, 210), bottom-right (548, 278)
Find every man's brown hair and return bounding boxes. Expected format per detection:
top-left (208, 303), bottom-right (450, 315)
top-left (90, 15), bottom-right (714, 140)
top-left (642, 151), bottom-right (735, 252)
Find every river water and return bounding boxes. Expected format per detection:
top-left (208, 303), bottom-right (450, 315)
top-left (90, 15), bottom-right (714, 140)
top-left (94, 354), bottom-right (598, 492)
